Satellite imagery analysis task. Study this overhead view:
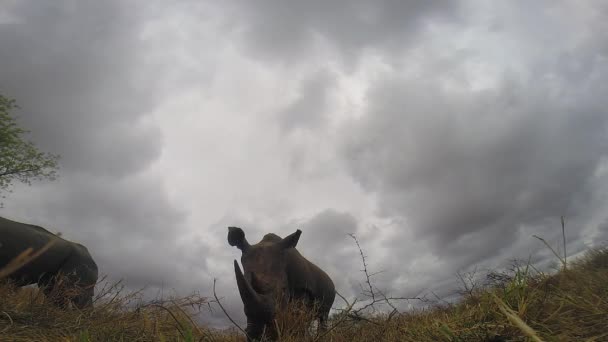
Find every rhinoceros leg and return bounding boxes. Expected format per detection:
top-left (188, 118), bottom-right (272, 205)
top-left (38, 244), bottom-right (98, 309)
top-left (38, 272), bottom-right (67, 307)
top-left (62, 244), bottom-right (98, 308)
top-left (245, 320), bottom-right (271, 342)
top-left (318, 308), bottom-right (329, 332)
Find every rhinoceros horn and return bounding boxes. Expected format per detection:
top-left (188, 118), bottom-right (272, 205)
top-left (234, 260), bottom-right (260, 307)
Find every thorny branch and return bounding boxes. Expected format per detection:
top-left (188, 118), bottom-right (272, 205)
top-left (456, 266), bottom-right (480, 297)
top-left (348, 233), bottom-right (376, 308)
top-left (346, 233), bottom-right (427, 322)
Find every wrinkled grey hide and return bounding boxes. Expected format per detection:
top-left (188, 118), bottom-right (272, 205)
top-left (228, 226), bottom-right (335, 341)
top-left (0, 216), bottom-right (98, 308)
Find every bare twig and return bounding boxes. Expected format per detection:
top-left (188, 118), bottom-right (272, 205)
top-left (387, 308), bottom-right (398, 321)
top-left (345, 233), bottom-right (427, 322)
top-left (456, 267), bottom-right (479, 297)
top-left (335, 291), bottom-right (349, 306)
top-left (170, 298), bottom-right (207, 338)
top-left (314, 294), bottom-right (358, 342)
top-left (561, 216), bottom-right (567, 269)
top-left (136, 295), bottom-right (209, 338)
top-left (212, 278), bottom-right (250, 340)
top-left (346, 311), bottom-right (380, 325)
top-left (348, 234), bottom-right (376, 306)
top-left (430, 291), bottom-right (451, 306)
top-left (143, 303), bottom-right (187, 339)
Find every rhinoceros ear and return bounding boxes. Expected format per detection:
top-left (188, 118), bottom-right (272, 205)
top-left (280, 229), bottom-right (302, 249)
top-left (228, 227), bottom-right (250, 251)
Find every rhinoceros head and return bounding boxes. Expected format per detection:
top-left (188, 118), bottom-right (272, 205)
top-left (228, 226), bottom-right (301, 339)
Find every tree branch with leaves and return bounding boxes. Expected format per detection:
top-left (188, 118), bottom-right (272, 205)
top-left (0, 94), bottom-right (59, 204)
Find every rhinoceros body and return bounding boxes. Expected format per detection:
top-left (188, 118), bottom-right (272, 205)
top-left (0, 216), bottom-right (98, 308)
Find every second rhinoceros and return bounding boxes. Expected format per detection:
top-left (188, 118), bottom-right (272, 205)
top-left (0, 216), bottom-right (98, 308)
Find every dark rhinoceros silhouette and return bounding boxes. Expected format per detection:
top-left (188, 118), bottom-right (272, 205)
top-left (0, 216), bottom-right (98, 308)
top-left (228, 226), bottom-right (335, 341)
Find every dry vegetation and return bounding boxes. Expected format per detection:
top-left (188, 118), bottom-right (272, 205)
top-left (1, 244), bottom-right (607, 341)
top-left (0, 279), bottom-right (233, 342)
top-left (323, 247), bottom-right (608, 342)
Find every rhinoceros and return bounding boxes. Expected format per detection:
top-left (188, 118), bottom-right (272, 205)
top-left (0, 216), bottom-right (98, 308)
top-left (228, 226), bottom-right (335, 341)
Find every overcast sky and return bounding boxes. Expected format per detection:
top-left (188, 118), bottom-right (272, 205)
top-left (1, 0), bottom-right (607, 327)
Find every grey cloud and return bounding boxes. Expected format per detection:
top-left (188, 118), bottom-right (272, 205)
top-left (0, 0), bottom-right (160, 178)
top-left (278, 69), bottom-right (335, 134)
top-left (596, 219), bottom-right (608, 245)
top-left (224, 0), bottom-right (462, 62)
top-left (300, 209), bottom-right (357, 247)
top-left (277, 69), bottom-right (344, 180)
top-left (296, 209), bottom-right (358, 276)
top-left (339, 40), bottom-right (608, 280)
top-left (39, 176), bottom-right (184, 240)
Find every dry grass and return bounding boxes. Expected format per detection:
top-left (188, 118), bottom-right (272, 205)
top-left (1, 247), bottom-right (607, 341)
top-left (0, 279), bottom-right (230, 342)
